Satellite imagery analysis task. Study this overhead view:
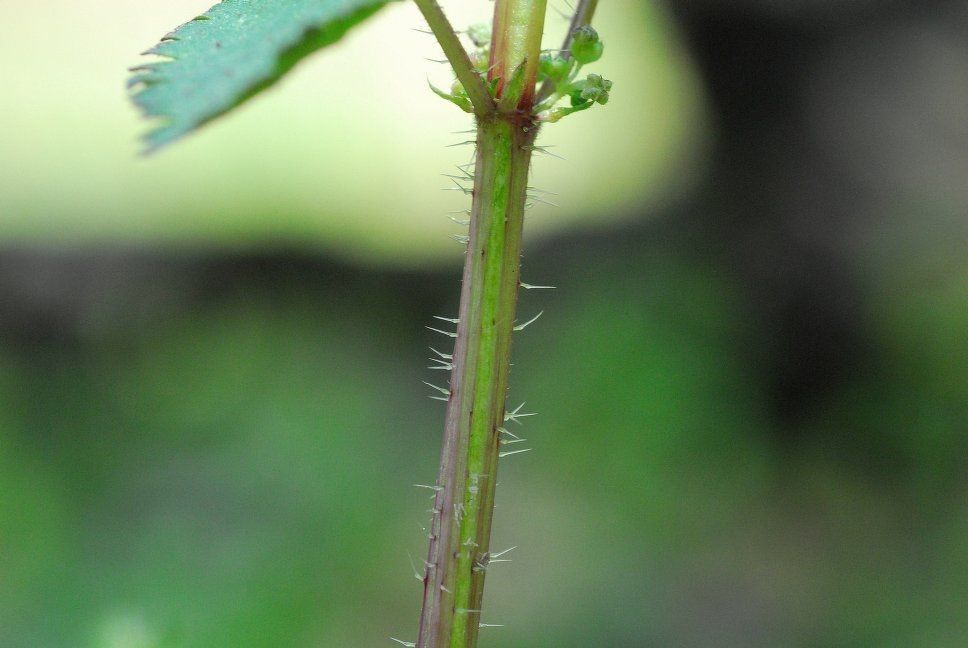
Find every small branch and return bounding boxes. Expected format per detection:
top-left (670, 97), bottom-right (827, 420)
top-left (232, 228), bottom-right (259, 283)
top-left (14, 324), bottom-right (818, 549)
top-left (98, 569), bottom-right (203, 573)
top-left (413, 0), bottom-right (496, 116)
top-left (534, 0), bottom-right (599, 104)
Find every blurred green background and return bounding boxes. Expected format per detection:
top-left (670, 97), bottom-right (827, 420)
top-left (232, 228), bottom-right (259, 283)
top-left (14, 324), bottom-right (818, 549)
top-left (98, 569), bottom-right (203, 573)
top-left (1, 1), bottom-right (965, 647)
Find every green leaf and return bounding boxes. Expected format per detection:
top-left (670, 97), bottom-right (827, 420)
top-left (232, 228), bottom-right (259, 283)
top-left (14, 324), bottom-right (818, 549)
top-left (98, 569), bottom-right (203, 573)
top-left (129, 0), bottom-right (388, 152)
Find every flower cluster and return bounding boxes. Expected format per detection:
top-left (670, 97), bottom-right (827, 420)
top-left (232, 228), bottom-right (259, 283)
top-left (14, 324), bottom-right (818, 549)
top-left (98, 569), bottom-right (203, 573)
top-left (535, 26), bottom-right (612, 123)
top-left (429, 23), bottom-right (612, 121)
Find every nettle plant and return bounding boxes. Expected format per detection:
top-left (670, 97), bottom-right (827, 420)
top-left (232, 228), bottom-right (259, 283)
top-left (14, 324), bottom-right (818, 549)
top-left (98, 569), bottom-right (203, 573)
top-left (130, 1), bottom-right (608, 646)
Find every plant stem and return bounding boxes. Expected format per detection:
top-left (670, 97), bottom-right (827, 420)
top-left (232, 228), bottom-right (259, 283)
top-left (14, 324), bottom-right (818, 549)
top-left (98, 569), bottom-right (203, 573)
top-left (417, 116), bottom-right (535, 648)
top-left (416, 2), bottom-right (546, 646)
top-left (413, 0), bottom-right (495, 116)
top-left (489, 0), bottom-right (548, 108)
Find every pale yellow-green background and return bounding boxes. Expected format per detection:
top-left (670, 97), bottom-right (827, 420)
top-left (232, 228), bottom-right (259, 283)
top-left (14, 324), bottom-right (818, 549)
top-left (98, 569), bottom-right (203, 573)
top-left (0, 0), bottom-right (703, 264)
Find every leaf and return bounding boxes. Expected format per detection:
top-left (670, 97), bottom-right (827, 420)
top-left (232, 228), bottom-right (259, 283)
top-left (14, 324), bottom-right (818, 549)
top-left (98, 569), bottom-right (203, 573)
top-left (129, 0), bottom-right (389, 152)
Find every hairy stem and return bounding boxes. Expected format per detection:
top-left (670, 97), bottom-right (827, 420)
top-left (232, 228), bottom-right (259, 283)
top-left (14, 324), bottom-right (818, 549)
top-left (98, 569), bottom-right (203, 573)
top-left (417, 116), bottom-right (535, 648)
top-left (413, 0), bottom-right (495, 116)
top-left (416, 2), bottom-right (546, 647)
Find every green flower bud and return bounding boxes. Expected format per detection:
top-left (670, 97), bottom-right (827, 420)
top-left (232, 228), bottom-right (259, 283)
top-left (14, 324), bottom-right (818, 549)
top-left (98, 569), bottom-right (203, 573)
top-left (539, 53), bottom-right (573, 84)
top-left (577, 73), bottom-right (613, 105)
top-left (569, 89), bottom-right (589, 107)
top-left (467, 23), bottom-right (491, 48)
top-left (570, 26), bottom-right (604, 64)
top-left (586, 73), bottom-right (613, 92)
top-left (580, 86), bottom-right (603, 103)
top-left (470, 49), bottom-right (490, 74)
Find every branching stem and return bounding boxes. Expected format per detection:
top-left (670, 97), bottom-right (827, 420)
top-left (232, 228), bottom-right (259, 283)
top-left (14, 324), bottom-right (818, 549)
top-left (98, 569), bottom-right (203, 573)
top-left (413, 0), bottom-right (495, 116)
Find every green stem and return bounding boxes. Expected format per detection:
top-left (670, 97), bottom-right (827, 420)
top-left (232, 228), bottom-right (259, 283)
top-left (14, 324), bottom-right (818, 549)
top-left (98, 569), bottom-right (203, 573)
top-left (416, 2), bottom-right (545, 646)
top-left (413, 0), bottom-right (495, 116)
top-left (490, 0), bottom-right (548, 109)
top-left (417, 117), bottom-right (535, 648)
top-left (418, 115), bottom-right (534, 648)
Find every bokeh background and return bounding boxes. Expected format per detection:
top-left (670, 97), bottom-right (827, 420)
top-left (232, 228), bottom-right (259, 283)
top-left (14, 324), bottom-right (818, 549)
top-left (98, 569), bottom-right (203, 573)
top-left (1, 0), bottom-right (965, 646)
